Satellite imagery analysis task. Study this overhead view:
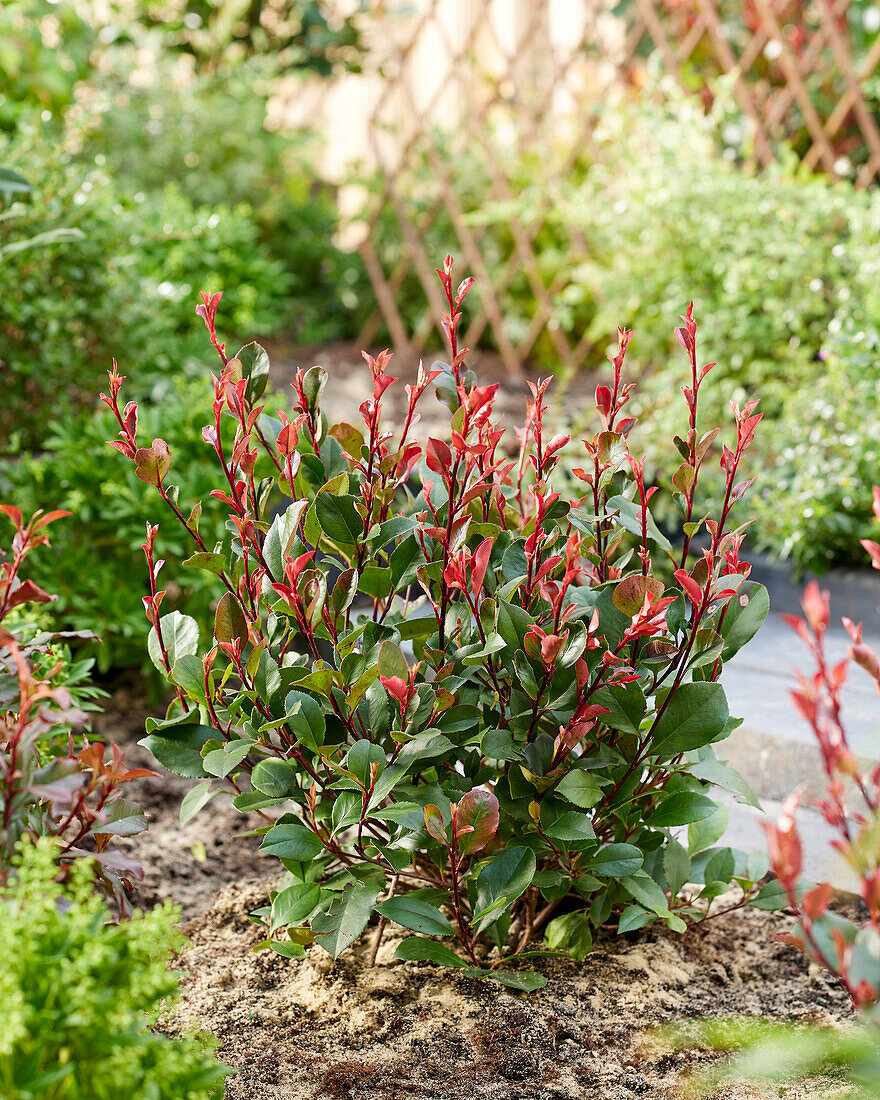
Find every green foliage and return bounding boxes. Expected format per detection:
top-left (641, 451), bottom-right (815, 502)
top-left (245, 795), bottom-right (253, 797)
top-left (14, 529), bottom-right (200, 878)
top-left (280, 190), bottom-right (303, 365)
top-left (0, 839), bottom-right (228, 1100)
top-left (537, 95), bottom-right (871, 412)
top-left (388, 91), bottom-right (880, 572)
top-left (0, 379), bottom-right (254, 672)
top-left (0, 0), bottom-right (95, 129)
top-left (78, 55), bottom-right (369, 345)
top-left (668, 1016), bottom-right (880, 1098)
top-left (0, 117), bottom-right (294, 450)
top-left (113, 0), bottom-right (365, 75)
top-left (750, 321), bottom-right (880, 572)
top-left (106, 270), bottom-right (770, 982)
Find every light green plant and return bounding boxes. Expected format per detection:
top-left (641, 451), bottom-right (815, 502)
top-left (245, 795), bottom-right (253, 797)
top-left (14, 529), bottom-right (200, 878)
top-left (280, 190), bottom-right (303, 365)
top-left (0, 839), bottom-right (229, 1100)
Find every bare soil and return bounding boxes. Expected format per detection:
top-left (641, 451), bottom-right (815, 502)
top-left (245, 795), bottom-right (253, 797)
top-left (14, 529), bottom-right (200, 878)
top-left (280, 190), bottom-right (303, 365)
top-left (98, 678), bottom-right (854, 1100)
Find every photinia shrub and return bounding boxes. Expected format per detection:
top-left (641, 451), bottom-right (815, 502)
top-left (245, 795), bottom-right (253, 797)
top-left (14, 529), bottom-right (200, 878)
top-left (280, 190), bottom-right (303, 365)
top-left (668, 486), bottom-right (880, 1097)
top-left (0, 505), bottom-right (153, 911)
top-left (104, 259), bottom-right (772, 985)
top-left (765, 486), bottom-right (880, 1011)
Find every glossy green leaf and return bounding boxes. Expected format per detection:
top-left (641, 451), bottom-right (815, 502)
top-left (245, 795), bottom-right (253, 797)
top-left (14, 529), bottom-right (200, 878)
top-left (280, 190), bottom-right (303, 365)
top-left (649, 682), bottom-right (729, 756)
top-left (236, 341), bottom-right (271, 402)
top-left (180, 781), bottom-right (217, 825)
top-left (147, 611), bottom-right (199, 674)
top-left (587, 843), bottom-right (643, 878)
top-left (260, 822), bottom-right (325, 861)
top-left (375, 896), bottom-right (453, 935)
top-left (251, 758), bottom-right (299, 798)
top-left (543, 811), bottom-right (596, 843)
top-left (556, 769), bottom-right (602, 809)
top-left (395, 937), bottom-right (468, 968)
top-left (139, 724), bottom-right (215, 778)
top-left (647, 791), bottom-right (719, 828)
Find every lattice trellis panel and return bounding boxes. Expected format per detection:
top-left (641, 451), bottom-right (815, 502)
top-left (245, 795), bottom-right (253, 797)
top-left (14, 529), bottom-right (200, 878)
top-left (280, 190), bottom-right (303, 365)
top-left (351, 0), bottom-right (880, 374)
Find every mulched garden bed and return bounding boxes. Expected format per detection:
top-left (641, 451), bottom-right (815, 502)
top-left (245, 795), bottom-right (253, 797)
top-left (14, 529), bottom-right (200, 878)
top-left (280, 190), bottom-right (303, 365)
top-left (97, 678), bottom-right (855, 1100)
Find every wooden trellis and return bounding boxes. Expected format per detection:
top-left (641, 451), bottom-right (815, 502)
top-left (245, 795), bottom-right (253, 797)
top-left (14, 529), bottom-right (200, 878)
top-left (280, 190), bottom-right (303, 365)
top-left (351, 0), bottom-right (880, 373)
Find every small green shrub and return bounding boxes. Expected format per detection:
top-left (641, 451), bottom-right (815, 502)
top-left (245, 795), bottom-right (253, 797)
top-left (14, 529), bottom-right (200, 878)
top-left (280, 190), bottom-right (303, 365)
top-left (78, 54), bottom-right (370, 345)
top-left (0, 118), bottom-right (293, 450)
top-left (0, 839), bottom-right (228, 1100)
top-left (750, 320), bottom-right (880, 573)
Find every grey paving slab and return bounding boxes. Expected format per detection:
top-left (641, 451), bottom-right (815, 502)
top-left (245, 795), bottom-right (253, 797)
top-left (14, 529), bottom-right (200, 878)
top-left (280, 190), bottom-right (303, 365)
top-left (717, 790), bottom-right (859, 892)
top-left (722, 612), bottom-right (880, 755)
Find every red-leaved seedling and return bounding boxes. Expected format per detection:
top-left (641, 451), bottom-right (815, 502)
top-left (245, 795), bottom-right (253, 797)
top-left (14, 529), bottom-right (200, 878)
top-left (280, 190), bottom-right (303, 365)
top-left (0, 506), bottom-right (154, 911)
top-left (102, 258), bottom-right (772, 986)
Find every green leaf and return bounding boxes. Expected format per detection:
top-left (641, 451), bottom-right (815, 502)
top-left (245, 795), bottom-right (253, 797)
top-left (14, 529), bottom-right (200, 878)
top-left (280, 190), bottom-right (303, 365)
top-left (543, 811), bottom-right (596, 843)
top-left (180, 781), bottom-right (217, 825)
top-left (397, 731), bottom-right (454, 764)
top-left (214, 591), bottom-right (248, 645)
top-left (621, 870), bottom-right (670, 915)
top-left (703, 847), bottom-right (736, 886)
top-left (606, 494), bottom-right (673, 552)
top-left (263, 501), bottom-right (307, 578)
top-left (285, 690), bottom-right (326, 750)
top-left (269, 940), bottom-right (306, 959)
top-left (649, 682), bottom-right (729, 756)
top-left (171, 654), bottom-right (208, 704)
top-left (592, 681), bottom-right (647, 735)
top-left (202, 738), bottom-right (252, 777)
top-left (688, 803), bottom-right (729, 853)
top-left (260, 822), bottom-right (325, 861)
top-left (375, 896), bottom-right (453, 935)
top-left (251, 758), bottom-right (299, 798)
top-left (466, 968), bottom-right (547, 991)
top-left (0, 166), bottom-right (31, 195)
top-left (377, 639), bottom-right (408, 680)
top-left (556, 769), bottom-right (602, 809)
top-left (182, 551), bottom-right (226, 576)
top-left (475, 847), bottom-right (536, 932)
top-left (270, 883), bottom-right (323, 932)
top-left (315, 494), bottom-right (363, 545)
top-left (587, 843), bottom-right (643, 878)
top-left (147, 611), bottom-right (199, 674)
top-left (617, 905), bottom-right (655, 934)
top-left (663, 839), bottom-right (692, 896)
top-left (689, 757), bottom-right (762, 811)
top-left (345, 740), bottom-right (386, 785)
top-left (311, 878), bottom-right (383, 959)
top-left (647, 791), bottom-right (719, 828)
top-left (394, 937), bottom-right (468, 968)
top-left (481, 728), bottom-right (525, 762)
top-left (236, 341), bottom-right (271, 402)
top-left (751, 878), bottom-right (806, 911)
top-left (389, 535), bottom-right (426, 589)
top-left (720, 581), bottom-right (770, 659)
top-left (90, 797), bottom-right (147, 837)
top-left (139, 724), bottom-right (215, 778)
top-left (301, 365), bottom-right (327, 412)
top-left (545, 911), bottom-right (593, 960)
top-left (331, 568), bottom-right (359, 616)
